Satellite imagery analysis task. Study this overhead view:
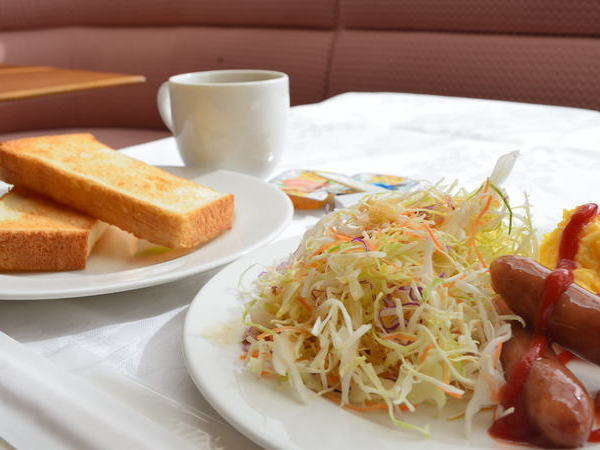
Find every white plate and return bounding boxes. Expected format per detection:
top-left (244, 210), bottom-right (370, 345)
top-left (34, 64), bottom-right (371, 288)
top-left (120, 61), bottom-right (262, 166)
top-left (0, 170), bottom-right (293, 300)
top-left (187, 237), bottom-right (580, 450)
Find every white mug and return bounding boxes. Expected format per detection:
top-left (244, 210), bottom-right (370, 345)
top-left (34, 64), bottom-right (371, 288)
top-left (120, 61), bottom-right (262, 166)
top-left (157, 69), bottom-right (289, 178)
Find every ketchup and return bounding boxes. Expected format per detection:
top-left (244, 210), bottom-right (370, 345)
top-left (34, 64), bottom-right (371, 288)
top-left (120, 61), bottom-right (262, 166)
top-left (488, 336), bottom-right (548, 446)
top-left (489, 203), bottom-right (598, 445)
top-left (591, 393), bottom-right (600, 442)
top-left (589, 429), bottom-right (600, 442)
top-left (556, 349), bottom-right (577, 365)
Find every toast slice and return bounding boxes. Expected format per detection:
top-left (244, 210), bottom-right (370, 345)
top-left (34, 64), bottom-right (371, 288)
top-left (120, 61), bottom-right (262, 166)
top-left (0, 133), bottom-right (234, 248)
top-left (0, 187), bottom-right (106, 271)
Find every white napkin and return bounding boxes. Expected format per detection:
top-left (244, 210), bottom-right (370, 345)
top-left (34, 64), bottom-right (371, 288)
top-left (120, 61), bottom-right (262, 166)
top-left (0, 331), bottom-right (196, 450)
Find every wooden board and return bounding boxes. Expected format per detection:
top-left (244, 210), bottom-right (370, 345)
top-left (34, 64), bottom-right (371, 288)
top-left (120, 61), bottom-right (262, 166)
top-left (0, 65), bottom-right (145, 101)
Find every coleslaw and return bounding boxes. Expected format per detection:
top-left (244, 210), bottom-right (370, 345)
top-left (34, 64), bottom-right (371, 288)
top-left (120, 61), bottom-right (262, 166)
top-left (241, 153), bottom-right (537, 435)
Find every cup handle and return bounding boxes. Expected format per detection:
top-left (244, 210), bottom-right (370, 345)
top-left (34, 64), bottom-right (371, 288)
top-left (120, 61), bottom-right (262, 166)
top-left (157, 81), bottom-right (174, 133)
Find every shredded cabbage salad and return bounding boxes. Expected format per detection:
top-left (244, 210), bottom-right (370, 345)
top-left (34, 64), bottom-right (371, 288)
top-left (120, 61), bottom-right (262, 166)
top-left (241, 153), bottom-right (538, 435)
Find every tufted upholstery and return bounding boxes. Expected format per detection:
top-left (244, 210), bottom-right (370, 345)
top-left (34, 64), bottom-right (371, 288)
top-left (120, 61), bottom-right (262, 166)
top-left (1, 0), bottom-right (600, 142)
top-left (330, 31), bottom-right (600, 110)
top-left (0, 0), bottom-right (337, 30)
top-left (339, 0), bottom-right (600, 35)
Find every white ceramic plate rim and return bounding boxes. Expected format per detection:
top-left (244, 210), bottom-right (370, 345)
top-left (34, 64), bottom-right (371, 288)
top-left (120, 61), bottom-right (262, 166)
top-left (183, 237), bottom-right (600, 450)
top-left (0, 170), bottom-right (293, 300)
top-left (183, 237), bottom-right (301, 449)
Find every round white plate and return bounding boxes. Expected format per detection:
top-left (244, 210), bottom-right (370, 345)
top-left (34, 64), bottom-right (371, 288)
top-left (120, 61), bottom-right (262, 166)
top-left (186, 237), bottom-right (558, 450)
top-left (0, 170), bottom-right (293, 300)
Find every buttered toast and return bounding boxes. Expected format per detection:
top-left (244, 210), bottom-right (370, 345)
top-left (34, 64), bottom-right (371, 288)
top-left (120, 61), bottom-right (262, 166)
top-left (0, 134), bottom-right (234, 248)
top-left (0, 187), bottom-right (105, 271)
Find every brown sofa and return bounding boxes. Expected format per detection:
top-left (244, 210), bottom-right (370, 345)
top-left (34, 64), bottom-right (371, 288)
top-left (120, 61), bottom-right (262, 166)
top-left (1, 0), bottom-right (600, 148)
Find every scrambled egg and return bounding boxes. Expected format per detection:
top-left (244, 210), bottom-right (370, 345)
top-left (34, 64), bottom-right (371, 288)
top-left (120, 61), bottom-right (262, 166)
top-left (540, 208), bottom-right (600, 293)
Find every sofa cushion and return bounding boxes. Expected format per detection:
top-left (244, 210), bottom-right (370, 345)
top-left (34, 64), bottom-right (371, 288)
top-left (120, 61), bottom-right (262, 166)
top-left (329, 30), bottom-right (600, 110)
top-left (0, 0), bottom-right (337, 30)
top-left (0, 26), bottom-right (332, 133)
top-left (340, 0), bottom-right (600, 36)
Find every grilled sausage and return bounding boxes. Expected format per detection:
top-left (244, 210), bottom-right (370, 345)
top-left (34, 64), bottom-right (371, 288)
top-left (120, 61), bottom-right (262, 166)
top-left (502, 328), bottom-right (593, 448)
top-left (491, 255), bottom-right (600, 365)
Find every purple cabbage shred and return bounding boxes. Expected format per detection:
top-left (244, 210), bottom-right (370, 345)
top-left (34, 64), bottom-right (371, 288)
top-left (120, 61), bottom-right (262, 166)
top-left (351, 237), bottom-right (369, 252)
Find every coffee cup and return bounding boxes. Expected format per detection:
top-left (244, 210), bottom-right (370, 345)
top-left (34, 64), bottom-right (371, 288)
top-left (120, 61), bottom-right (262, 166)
top-left (157, 69), bottom-right (289, 178)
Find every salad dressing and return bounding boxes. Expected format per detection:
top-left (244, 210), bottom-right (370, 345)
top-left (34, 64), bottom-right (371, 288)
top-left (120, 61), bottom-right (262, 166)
top-left (489, 203), bottom-right (598, 445)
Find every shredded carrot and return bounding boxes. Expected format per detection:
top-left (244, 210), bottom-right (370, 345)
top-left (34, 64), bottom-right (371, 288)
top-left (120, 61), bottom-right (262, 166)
top-left (383, 332), bottom-right (417, 342)
top-left (466, 239), bottom-right (487, 268)
top-left (440, 387), bottom-right (464, 399)
top-left (256, 326), bottom-right (309, 340)
top-left (251, 351), bottom-right (270, 359)
top-left (366, 240), bottom-right (379, 251)
top-left (241, 351), bottom-right (271, 360)
top-left (473, 245), bottom-right (487, 268)
top-left (298, 297), bottom-right (314, 312)
top-left (324, 393), bottom-right (386, 411)
top-left (418, 344), bottom-right (435, 364)
top-left (306, 260), bottom-right (323, 269)
top-left (310, 241), bottom-right (337, 257)
top-left (324, 392), bottom-right (341, 403)
top-left (439, 366), bottom-right (464, 398)
top-left (333, 233), bottom-right (354, 242)
top-left (421, 224), bottom-right (445, 253)
top-left (401, 229), bottom-right (425, 240)
top-left (324, 392), bottom-right (410, 413)
top-left (260, 371), bottom-right (277, 377)
top-left (327, 373), bottom-right (340, 384)
top-left (469, 194), bottom-right (493, 236)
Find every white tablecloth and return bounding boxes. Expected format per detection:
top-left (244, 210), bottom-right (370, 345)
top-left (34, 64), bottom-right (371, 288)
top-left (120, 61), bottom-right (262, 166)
top-left (1, 93), bottom-right (600, 449)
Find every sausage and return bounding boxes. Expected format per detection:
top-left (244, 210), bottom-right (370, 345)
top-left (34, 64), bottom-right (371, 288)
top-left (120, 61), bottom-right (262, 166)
top-left (490, 255), bottom-right (600, 365)
top-left (502, 328), bottom-right (593, 448)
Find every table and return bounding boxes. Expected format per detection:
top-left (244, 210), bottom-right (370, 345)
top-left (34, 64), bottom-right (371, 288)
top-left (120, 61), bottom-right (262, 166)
top-left (1, 93), bottom-right (600, 448)
top-left (0, 64), bottom-right (145, 102)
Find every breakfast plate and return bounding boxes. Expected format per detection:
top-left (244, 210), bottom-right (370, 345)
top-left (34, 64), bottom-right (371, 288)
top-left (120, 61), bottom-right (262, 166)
top-left (0, 170), bottom-right (293, 300)
top-left (184, 236), bottom-right (600, 450)
top-left (183, 237), bottom-right (503, 450)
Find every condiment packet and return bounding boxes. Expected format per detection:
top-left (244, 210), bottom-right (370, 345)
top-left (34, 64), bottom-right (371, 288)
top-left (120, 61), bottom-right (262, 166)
top-left (352, 173), bottom-right (420, 191)
top-left (334, 174), bottom-right (422, 209)
top-left (270, 170), bottom-right (352, 210)
top-left (271, 170), bottom-right (421, 210)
